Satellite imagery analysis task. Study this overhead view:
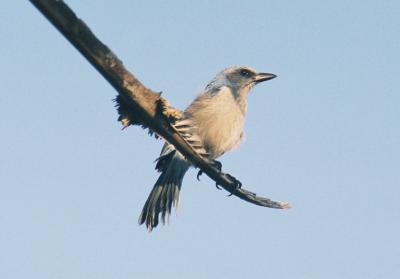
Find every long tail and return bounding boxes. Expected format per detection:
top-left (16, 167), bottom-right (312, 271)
top-left (139, 154), bottom-right (189, 231)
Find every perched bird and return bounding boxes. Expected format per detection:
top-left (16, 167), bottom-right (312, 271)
top-left (139, 66), bottom-right (276, 231)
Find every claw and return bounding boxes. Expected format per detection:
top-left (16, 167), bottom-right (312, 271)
top-left (197, 160), bottom-right (222, 181)
top-left (226, 174), bottom-right (242, 196)
top-left (198, 159), bottom-right (229, 191)
top-left (197, 160), bottom-right (223, 182)
top-left (225, 174), bottom-right (242, 190)
top-left (211, 160), bottom-right (222, 171)
top-left (196, 170), bottom-right (203, 181)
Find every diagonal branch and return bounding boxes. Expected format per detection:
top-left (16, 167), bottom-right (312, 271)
top-left (29, 0), bottom-right (290, 209)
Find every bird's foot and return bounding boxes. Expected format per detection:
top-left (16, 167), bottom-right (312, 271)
top-left (196, 160), bottom-right (241, 193)
top-left (211, 160), bottom-right (222, 171)
top-left (227, 174), bottom-right (242, 189)
top-left (196, 160), bottom-right (222, 181)
top-left (225, 174), bottom-right (242, 196)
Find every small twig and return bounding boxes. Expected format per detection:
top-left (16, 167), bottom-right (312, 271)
top-left (29, 0), bottom-right (290, 209)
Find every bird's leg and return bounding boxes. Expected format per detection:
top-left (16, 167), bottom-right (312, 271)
top-left (197, 160), bottom-right (222, 183)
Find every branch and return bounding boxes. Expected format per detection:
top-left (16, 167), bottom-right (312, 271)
top-left (30, 0), bottom-right (290, 209)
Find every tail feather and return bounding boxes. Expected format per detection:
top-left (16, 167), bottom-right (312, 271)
top-left (139, 156), bottom-right (189, 231)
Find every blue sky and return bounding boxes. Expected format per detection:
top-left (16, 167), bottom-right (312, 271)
top-left (1, 1), bottom-right (399, 278)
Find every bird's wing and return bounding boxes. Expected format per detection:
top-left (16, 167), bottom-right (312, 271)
top-left (154, 118), bottom-right (209, 172)
top-left (173, 118), bottom-right (208, 158)
top-left (172, 118), bottom-right (209, 158)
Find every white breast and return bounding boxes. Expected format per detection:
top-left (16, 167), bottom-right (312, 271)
top-left (184, 86), bottom-right (246, 159)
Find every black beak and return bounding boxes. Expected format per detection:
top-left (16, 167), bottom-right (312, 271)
top-left (254, 72), bottom-right (277, 83)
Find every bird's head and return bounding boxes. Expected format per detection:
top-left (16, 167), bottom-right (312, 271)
top-left (206, 66), bottom-right (276, 96)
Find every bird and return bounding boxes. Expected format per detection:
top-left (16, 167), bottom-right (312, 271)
top-left (139, 66), bottom-right (276, 231)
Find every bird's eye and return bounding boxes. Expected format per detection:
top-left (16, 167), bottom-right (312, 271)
top-left (240, 69), bottom-right (252, 77)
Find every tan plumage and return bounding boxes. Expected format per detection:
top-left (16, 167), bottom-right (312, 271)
top-left (139, 66), bottom-right (277, 231)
